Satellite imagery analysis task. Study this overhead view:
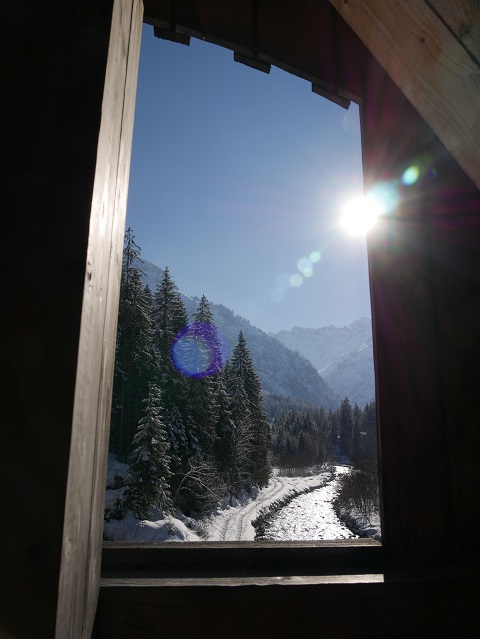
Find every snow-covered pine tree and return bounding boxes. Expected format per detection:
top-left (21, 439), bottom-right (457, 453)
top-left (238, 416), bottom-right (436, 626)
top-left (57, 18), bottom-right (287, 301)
top-left (214, 367), bottom-right (235, 476)
top-left (126, 382), bottom-right (173, 519)
top-left (111, 228), bottom-right (155, 461)
top-left (184, 295), bottom-right (221, 460)
top-left (164, 404), bottom-right (188, 477)
top-left (152, 267), bottom-right (189, 409)
top-left (230, 332), bottom-right (271, 487)
top-left (151, 268), bottom-right (190, 468)
top-left (215, 361), bottom-right (255, 501)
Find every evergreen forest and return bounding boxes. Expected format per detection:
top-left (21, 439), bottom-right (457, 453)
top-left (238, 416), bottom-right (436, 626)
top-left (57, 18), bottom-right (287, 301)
top-left (107, 229), bottom-right (379, 523)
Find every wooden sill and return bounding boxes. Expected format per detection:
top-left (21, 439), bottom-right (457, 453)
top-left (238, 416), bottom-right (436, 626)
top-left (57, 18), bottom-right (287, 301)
top-left (101, 539), bottom-right (382, 575)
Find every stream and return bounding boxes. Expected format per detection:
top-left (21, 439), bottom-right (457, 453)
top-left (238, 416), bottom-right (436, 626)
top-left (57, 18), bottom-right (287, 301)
top-left (261, 466), bottom-right (357, 541)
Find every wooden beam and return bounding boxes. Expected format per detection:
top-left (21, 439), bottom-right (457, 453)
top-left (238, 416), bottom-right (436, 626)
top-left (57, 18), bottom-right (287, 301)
top-left (429, 0), bottom-right (480, 65)
top-left (329, 0), bottom-right (480, 191)
top-left (55, 1), bottom-right (143, 637)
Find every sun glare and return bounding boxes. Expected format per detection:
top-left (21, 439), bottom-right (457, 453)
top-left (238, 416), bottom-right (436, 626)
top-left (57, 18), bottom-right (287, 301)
top-left (340, 194), bottom-right (382, 236)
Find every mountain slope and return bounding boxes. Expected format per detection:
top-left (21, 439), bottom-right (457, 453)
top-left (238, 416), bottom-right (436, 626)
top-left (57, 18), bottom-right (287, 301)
top-left (209, 302), bottom-right (339, 408)
top-left (272, 319), bottom-right (375, 407)
top-left (138, 259), bottom-right (339, 409)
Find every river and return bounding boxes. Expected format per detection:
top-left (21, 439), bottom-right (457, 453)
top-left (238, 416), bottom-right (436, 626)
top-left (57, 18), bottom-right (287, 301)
top-left (261, 466), bottom-right (357, 541)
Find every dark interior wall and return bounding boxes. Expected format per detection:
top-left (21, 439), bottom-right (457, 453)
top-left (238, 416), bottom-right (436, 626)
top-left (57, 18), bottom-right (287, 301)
top-left (1, 2), bottom-right (114, 637)
top-left (361, 58), bottom-right (459, 561)
top-left (359, 53), bottom-right (480, 564)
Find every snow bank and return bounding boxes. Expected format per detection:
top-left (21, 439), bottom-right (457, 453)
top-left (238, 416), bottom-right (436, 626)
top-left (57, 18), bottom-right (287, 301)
top-left (104, 509), bottom-right (203, 542)
top-left (335, 506), bottom-right (382, 541)
top-left (104, 454), bottom-right (203, 542)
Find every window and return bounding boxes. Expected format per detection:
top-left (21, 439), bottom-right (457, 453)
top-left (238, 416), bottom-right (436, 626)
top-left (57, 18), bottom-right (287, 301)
top-left (103, 23), bottom-right (381, 546)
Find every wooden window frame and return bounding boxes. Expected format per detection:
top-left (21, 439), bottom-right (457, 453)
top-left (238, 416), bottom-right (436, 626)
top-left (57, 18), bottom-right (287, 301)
top-left (83, 0), bottom-right (387, 591)
top-left (94, 0), bottom-right (461, 577)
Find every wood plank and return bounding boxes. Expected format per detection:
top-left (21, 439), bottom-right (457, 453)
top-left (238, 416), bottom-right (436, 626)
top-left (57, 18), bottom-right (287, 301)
top-left (100, 574), bottom-right (385, 586)
top-left (329, 0), bottom-right (480, 191)
top-left (430, 0), bottom-right (480, 63)
top-left (55, 1), bottom-right (143, 637)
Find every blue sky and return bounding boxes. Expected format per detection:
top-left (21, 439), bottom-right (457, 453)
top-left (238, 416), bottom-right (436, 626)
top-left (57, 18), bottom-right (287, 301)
top-left (126, 25), bottom-right (371, 333)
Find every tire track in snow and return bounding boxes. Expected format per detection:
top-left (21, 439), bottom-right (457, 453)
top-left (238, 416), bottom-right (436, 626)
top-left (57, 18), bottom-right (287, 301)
top-left (218, 477), bottom-right (288, 540)
top-left (207, 474), bottom-right (331, 541)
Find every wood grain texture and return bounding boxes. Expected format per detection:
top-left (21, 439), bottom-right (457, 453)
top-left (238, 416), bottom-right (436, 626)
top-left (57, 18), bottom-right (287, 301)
top-left (329, 0), bottom-right (480, 191)
top-left (55, 1), bottom-right (143, 637)
top-left (100, 574), bottom-right (385, 586)
top-left (430, 0), bottom-right (480, 61)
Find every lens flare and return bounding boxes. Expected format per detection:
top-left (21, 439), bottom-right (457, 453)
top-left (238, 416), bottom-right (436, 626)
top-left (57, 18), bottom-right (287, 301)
top-left (269, 251), bottom-right (321, 303)
top-left (369, 181), bottom-right (400, 214)
top-left (289, 273), bottom-right (303, 287)
top-left (402, 165), bottom-right (420, 185)
top-left (341, 194), bottom-right (382, 236)
top-left (171, 322), bottom-right (229, 378)
top-left (297, 256), bottom-right (313, 277)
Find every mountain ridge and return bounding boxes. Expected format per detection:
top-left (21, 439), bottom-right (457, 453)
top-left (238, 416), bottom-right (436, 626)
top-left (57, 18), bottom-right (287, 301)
top-left (137, 258), bottom-right (340, 409)
top-left (137, 258), bottom-right (376, 408)
top-left (271, 319), bottom-right (375, 407)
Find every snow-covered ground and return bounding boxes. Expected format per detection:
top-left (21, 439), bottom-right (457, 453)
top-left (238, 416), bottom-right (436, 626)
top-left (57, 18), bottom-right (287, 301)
top-left (204, 470), bottom-right (333, 541)
top-left (104, 456), bottom-right (381, 542)
top-left (104, 454), bottom-right (203, 542)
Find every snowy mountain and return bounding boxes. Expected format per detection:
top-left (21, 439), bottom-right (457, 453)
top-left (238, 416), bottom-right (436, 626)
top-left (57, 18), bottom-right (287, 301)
top-left (138, 259), bottom-right (340, 409)
top-left (272, 318), bottom-right (375, 407)
top-left (208, 303), bottom-right (339, 409)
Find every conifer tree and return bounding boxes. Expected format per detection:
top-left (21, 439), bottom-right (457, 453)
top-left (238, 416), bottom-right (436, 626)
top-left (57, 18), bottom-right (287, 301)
top-left (126, 382), bottom-right (172, 519)
top-left (351, 403), bottom-right (363, 466)
top-left (217, 360), bottom-right (256, 498)
top-left (152, 268), bottom-right (190, 471)
top-left (152, 267), bottom-right (189, 408)
top-left (214, 369), bottom-right (235, 477)
top-left (111, 228), bottom-right (155, 461)
top-left (360, 401), bottom-right (378, 471)
top-left (164, 405), bottom-right (188, 477)
top-left (230, 332), bottom-right (271, 486)
top-left (184, 295), bottom-right (221, 460)
top-left (338, 397), bottom-right (354, 461)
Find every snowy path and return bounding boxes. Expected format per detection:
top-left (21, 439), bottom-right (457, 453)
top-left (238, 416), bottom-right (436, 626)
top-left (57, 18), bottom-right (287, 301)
top-left (205, 471), bottom-right (336, 541)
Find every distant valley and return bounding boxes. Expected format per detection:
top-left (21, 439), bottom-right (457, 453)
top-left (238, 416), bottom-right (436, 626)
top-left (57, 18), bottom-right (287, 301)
top-left (140, 259), bottom-right (375, 409)
top-left (272, 319), bottom-right (375, 407)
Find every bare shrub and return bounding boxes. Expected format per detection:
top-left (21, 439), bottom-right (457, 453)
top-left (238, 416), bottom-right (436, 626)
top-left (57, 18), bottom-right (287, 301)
top-left (336, 469), bottom-right (380, 522)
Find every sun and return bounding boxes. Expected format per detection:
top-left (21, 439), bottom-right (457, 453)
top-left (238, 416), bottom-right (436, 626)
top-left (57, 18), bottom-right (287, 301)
top-left (340, 194), bottom-right (382, 236)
